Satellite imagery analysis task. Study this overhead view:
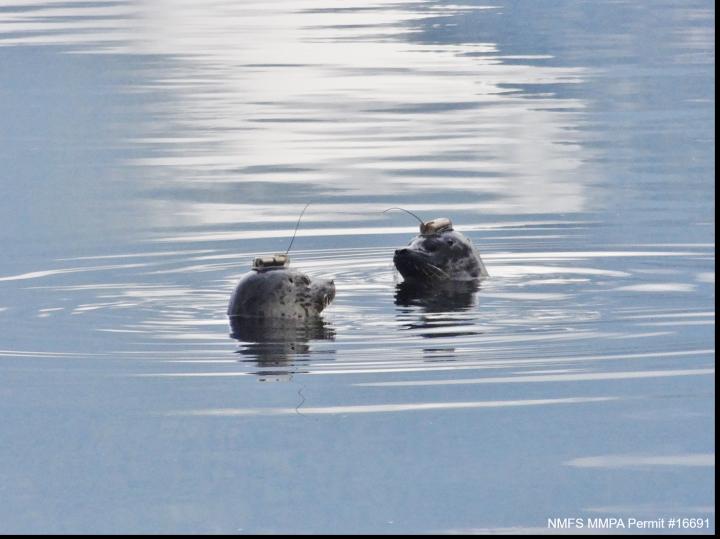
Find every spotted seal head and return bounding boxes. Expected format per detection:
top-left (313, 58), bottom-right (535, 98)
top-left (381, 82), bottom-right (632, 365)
top-left (228, 254), bottom-right (335, 320)
top-left (393, 217), bottom-right (488, 283)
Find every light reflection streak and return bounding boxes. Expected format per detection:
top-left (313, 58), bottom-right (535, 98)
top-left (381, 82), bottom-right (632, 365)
top-left (565, 454), bottom-right (715, 469)
top-left (0, 0), bottom-right (596, 220)
top-left (136, 349), bottom-right (713, 377)
top-left (355, 368), bottom-right (715, 387)
top-left (168, 396), bottom-right (620, 417)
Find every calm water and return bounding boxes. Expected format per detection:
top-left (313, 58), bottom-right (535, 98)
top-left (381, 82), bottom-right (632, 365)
top-left (0, 0), bottom-right (715, 534)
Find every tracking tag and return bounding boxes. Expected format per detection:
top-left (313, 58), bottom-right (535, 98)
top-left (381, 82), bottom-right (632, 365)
top-left (420, 217), bottom-right (453, 235)
top-left (252, 253), bottom-right (290, 270)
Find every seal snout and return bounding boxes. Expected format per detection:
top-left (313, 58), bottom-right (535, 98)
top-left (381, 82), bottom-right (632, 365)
top-left (394, 247), bottom-right (428, 282)
top-left (310, 277), bottom-right (336, 311)
top-left (394, 247), bottom-right (423, 259)
top-left (325, 279), bottom-right (336, 302)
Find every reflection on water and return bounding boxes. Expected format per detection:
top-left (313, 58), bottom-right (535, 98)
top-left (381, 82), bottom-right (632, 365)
top-left (0, 0), bottom-right (715, 534)
top-left (230, 316), bottom-right (335, 374)
top-left (395, 279), bottom-right (480, 311)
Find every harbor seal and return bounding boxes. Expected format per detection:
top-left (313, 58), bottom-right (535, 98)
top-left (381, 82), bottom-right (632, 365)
top-left (393, 217), bottom-right (489, 283)
top-left (228, 254), bottom-right (335, 320)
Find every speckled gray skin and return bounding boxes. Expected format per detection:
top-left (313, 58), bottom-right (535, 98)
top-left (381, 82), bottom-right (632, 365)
top-left (228, 267), bottom-right (335, 319)
top-left (393, 229), bottom-right (488, 283)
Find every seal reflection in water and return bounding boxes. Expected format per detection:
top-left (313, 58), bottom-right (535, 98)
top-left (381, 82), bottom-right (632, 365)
top-left (395, 279), bottom-right (480, 312)
top-left (230, 316), bottom-right (335, 375)
top-left (395, 281), bottom-right (483, 341)
top-left (228, 254), bottom-right (335, 375)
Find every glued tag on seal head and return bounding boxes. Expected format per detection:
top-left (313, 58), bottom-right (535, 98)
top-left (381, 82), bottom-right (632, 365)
top-left (252, 253), bottom-right (290, 271)
top-left (420, 217), bottom-right (453, 235)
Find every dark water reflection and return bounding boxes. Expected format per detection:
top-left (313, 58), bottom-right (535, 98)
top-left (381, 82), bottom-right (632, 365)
top-left (395, 280), bottom-right (481, 311)
top-left (0, 0), bottom-right (715, 534)
top-left (230, 316), bottom-right (335, 367)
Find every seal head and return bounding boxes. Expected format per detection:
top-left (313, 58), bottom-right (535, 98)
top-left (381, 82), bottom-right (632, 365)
top-left (393, 218), bottom-right (488, 283)
top-left (228, 255), bottom-right (335, 320)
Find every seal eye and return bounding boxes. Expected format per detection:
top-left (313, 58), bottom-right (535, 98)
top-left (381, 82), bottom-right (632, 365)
top-left (446, 239), bottom-right (454, 246)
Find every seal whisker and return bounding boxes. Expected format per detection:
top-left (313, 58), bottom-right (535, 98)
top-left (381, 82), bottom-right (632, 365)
top-left (427, 263), bottom-right (450, 279)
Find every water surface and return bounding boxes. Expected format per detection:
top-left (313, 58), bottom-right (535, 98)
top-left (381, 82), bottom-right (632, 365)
top-left (0, 0), bottom-right (714, 534)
